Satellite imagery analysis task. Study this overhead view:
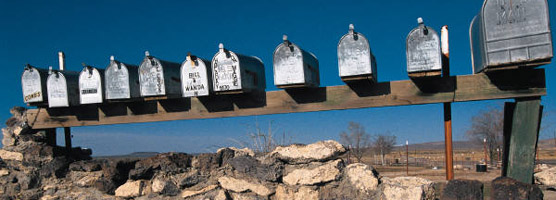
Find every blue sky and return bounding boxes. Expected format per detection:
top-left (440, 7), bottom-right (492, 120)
top-left (1, 1), bottom-right (555, 156)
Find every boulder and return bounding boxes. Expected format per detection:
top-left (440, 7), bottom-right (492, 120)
top-left (380, 177), bottom-right (435, 200)
top-left (229, 192), bottom-right (267, 200)
top-left (192, 149), bottom-right (234, 174)
top-left (491, 177), bottom-right (543, 200)
top-left (218, 176), bottom-right (273, 197)
top-left (69, 160), bottom-right (103, 172)
top-left (535, 166), bottom-right (556, 187)
top-left (217, 147), bottom-right (255, 157)
top-left (115, 180), bottom-right (146, 198)
top-left (2, 128), bottom-right (15, 147)
top-left (345, 163), bottom-right (380, 193)
top-left (181, 184), bottom-right (219, 198)
top-left (271, 140), bottom-right (346, 164)
top-left (275, 185), bottom-right (318, 200)
top-left (283, 159), bottom-right (342, 186)
top-left (95, 159), bottom-right (138, 194)
top-left (176, 170), bottom-right (206, 189)
top-left (0, 150), bottom-right (23, 161)
top-left (441, 179), bottom-right (483, 200)
top-left (229, 155), bottom-right (283, 182)
top-left (129, 152), bottom-right (191, 180)
top-left (0, 169), bottom-right (8, 177)
top-left (151, 177), bottom-right (178, 196)
top-left (68, 171), bottom-right (103, 188)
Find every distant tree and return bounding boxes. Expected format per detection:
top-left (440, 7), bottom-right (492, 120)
top-left (339, 122), bottom-right (371, 163)
top-left (372, 133), bottom-right (397, 166)
top-left (466, 107), bottom-right (504, 165)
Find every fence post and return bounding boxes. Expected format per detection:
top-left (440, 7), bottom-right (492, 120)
top-left (502, 98), bottom-right (542, 183)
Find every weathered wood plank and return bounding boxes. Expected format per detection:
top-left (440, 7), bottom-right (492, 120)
top-left (25, 69), bottom-right (546, 129)
top-left (502, 98), bottom-right (542, 184)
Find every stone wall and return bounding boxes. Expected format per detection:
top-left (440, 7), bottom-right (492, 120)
top-left (0, 107), bottom-right (546, 200)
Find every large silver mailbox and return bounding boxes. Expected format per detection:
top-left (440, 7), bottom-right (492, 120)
top-left (273, 35), bottom-right (319, 88)
top-left (105, 56), bottom-right (140, 100)
top-left (21, 64), bottom-right (48, 104)
top-left (338, 24), bottom-right (377, 82)
top-left (406, 18), bottom-right (442, 77)
top-left (212, 43), bottom-right (266, 94)
top-left (79, 64), bottom-right (104, 104)
top-left (139, 51), bottom-right (182, 97)
top-left (46, 67), bottom-right (80, 108)
top-left (470, 0), bottom-right (553, 73)
top-left (181, 53), bottom-right (212, 97)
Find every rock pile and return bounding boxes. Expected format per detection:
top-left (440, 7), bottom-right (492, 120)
top-left (0, 107), bottom-right (437, 199)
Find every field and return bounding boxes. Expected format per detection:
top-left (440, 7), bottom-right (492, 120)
top-left (348, 139), bottom-right (556, 199)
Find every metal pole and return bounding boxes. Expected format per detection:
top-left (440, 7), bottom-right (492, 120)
top-left (406, 140), bottom-right (409, 176)
top-left (483, 138), bottom-right (488, 170)
top-left (441, 25), bottom-right (454, 180)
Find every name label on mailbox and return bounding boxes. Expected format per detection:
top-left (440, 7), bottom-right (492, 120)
top-left (105, 62), bottom-right (130, 99)
top-left (406, 27), bottom-right (442, 73)
top-left (338, 33), bottom-right (372, 77)
top-left (79, 68), bottom-right (103, 104)
top-left (274, 44), bottom-right (305, 85)
top-left (182, 58), bottom-right (209, 97)
top-left (212, 52), bottom-right (242, 92)
top-left (47, 73), bottom-right (69, 107)
top-left (140, 58), bottom-right (166, 96)
top-left (22, 69), bottom-right (43, 103)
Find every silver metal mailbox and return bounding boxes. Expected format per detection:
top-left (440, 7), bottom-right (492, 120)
top-left (46, 67), bottom-right (80, 108)
top-left (79, 64), bottom-right (104, 104)
top-left (139, 51), bottom-right (182, 97)
top-left (406, 18), bottom-right (442, 77)
top-left (21, 64), bottom-right (48, 104)
top-left (338, 24), bottom-right (377, 82)
top-left (470, 0), bottom-right (553, 73)
top-left (181, 53), bottom-right (212, 97)
top-left (212, 43), bottom-right (266, 94)
top-left (273, 35), bottom-right (319, 88)
top-left (105, 56), bottom-right (140, 100)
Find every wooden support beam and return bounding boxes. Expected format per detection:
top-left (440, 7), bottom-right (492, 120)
top-left (64, 127), bottom-right (72, 155)
top-left (502, 98), bottom-right (543, 184)
top-left (25, 69), bottom-right (546, 129)
top-left (45, 128), bottom-right (56, 146)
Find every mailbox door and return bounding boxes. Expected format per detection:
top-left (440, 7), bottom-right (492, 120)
top-left (47, 73), bottom-right (69, 107)
top-left (273, 43), bottom-right (305, 86)
top-left (181, 58), bottom-right (210, 97)
top-left (406, 26), bottom-right (442, 73)
top-left (338, 32), bottom-right (373, 77)
top-left (482, 0), bottom-right (552, 66)
top-left (22, 68), bottom-right (44, 103)
top-left (139, 57), bottom-right (166, 96)
top-left (79, 68), bottom-right (103, 104)
top-left (212, 52), bottom-right (242, 92)
top-left (105, 62), bottom-right (131, 99)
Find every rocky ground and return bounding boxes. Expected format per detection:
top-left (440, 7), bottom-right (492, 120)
top-left (0, 107), bottom-right (553, 200)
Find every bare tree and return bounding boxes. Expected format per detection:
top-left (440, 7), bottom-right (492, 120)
top-left (339, 122), bottom-right (371, 163)
top-left (466, 107), bottom-right (504, 165)
top-left (372, 133), bottom-right (397, 165)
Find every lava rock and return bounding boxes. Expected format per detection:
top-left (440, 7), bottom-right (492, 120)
top-left (442, 179), bottom-right (483, 200)
top-left (491, 177), bottom-right (543, 200)
top-left (129, 152), bottom-right (192, 180)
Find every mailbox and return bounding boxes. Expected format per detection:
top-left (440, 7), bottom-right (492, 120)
top-left (273, 35), bottom-right (319, 88)
top-left (139, 51), bottom-right (182, 97)
top-left (211, 43), bottom-right (266, 94)
top-left (338, 24), bottom-right (377, 82)
top-left (79, 64), bottom-right (104, 104)
top-left (181, 53), bottom-right (212, 97)
top-left (46, 67), bottom-right (80, 108)
top-left (105, 56), bottom-right (140, 100)
top-left (21, 64), bottom-right (48, 104)
top-left (406, 18), bottom-right (442, 77)
top-left (470, 0), bottom-right (552, 73)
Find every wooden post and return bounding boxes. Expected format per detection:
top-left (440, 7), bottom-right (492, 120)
top-left (64, 127), bottom-right (72, 155)
top-left (502, 98), bottom-right (542, 183)
top-left (441, 25), bottom-right (454, 180)
top-left (45, 128), bottom-right (57, 146)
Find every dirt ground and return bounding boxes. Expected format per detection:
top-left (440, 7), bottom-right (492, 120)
top-left (354, 148), bottom-right (556, 199)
